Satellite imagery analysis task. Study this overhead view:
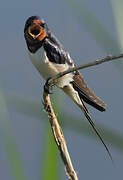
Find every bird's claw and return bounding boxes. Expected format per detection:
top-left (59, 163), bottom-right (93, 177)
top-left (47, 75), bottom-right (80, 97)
top-left (44, 77), bottom-right (53, 94)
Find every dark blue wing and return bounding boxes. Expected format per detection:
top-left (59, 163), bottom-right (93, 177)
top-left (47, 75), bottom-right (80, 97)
top-left (43, 37), bottom-right (73, 65)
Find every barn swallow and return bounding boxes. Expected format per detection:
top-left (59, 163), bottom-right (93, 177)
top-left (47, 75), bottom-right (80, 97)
top-left (24, 16), bottom-right (112, 160)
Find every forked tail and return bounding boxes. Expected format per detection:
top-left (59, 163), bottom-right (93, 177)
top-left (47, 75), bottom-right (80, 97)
top-left (80, 99), bottom-right (113, 162)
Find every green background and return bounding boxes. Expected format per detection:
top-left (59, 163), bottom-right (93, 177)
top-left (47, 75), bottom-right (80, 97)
top-left (0, 0), bottom-right (123, 179)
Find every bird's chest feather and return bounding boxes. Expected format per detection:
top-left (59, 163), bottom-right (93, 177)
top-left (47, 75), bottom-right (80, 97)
top-left (28, 47), bottom-right (73, 88)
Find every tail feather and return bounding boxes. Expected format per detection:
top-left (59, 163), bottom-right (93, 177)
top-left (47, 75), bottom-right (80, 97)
top-left (81, 99), bottom-right (113, 161)
top-left (62, 84), bottom-right (112, 161)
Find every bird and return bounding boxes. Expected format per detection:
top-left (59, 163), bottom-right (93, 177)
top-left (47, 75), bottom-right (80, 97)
top-left (24, 16), bottom-right (112, 160)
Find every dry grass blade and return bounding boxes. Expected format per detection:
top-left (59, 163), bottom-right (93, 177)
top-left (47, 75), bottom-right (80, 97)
top-left (42, 53), bottom-right (123, 179)
top-left (43, 92), bottom-right (78, 180)
top-left (48, 54), bottom-right (123, 86)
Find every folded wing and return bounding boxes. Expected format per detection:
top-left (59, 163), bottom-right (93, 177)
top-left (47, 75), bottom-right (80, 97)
top-left (71, 72), bottom-right (106, 112)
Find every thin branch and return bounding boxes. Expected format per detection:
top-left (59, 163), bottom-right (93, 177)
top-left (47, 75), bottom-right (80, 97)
top-left (48, 54), bottom-right (123, 86)
top-left (42, 53), bottom-right (123, 179)
top-left (43, 91), bottom-right (78, 180)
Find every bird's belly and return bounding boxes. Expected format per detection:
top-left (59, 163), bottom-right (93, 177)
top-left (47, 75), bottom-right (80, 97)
top-left (29, 51), bottom-right (59, 79)
top-left (28, 48), bottom-right (73, 88)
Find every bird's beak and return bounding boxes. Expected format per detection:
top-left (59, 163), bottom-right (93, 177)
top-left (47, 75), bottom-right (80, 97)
top-left (28, 23), bottom-right (46, 41)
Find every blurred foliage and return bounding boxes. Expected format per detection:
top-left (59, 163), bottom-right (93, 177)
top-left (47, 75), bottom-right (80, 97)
top-left (111, 0), bottom-right (123, 59)
top-left (0, 90), bottom-right (27, 180)
top-left (61, 0), bottom-right (120, 53)
top-left (1, 1), bottom-right (123, 180)
top-left (42, 124), bottom-right (59, 180)
top-left (41, 92), bottom-right (60, 180)
top-left (6, 94), bottom-right (123, 152)
top-left (61, 0), bottom-right (123, 72)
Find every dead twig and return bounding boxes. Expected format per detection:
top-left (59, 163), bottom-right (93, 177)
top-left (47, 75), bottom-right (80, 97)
top-left (43, 92), bottom-right (78, 180)
top-left (42, 53), bottom-right (123, 180)
top-left (47, 54), bottom-right (123, 86)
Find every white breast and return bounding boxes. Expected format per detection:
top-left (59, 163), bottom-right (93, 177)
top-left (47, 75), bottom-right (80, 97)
top-left (28, 47), bottom-right (74, 88)
top-left (28, 47), bottom-right (50, 79)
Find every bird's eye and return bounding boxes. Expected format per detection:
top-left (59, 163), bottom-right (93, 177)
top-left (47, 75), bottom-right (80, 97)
top-left (28, 24), bottom-right (41, 38)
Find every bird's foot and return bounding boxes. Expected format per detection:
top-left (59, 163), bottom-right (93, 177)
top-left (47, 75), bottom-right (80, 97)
top-left (44, 77), bottom-right (53, 94)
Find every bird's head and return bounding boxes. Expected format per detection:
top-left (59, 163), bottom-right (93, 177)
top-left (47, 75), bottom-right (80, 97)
top-left (24, 16), bottom-right (48, 53)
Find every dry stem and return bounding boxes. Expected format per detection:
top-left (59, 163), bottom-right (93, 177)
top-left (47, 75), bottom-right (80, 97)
top-left (43, 53), bottom-right (123, 179)
top-left (47, 54), bottom-right (123, 86)
top-left (43, 92), bottom-right (78, 180)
